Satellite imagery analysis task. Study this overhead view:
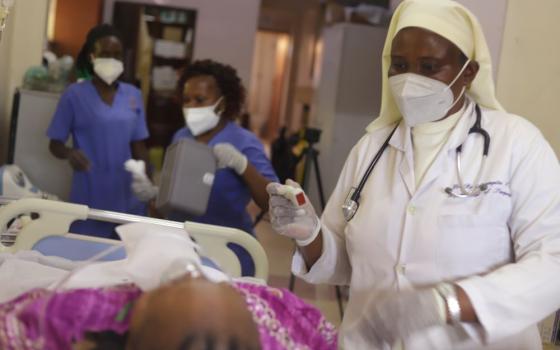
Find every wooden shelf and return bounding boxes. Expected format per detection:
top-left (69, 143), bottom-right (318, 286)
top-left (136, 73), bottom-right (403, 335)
top-left (113, 1), bottom-right (196, 148)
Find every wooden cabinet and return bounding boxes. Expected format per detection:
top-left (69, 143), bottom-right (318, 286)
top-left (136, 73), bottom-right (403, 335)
top-left (112, 2), bottom-right (197, 148)
top-left (52, 0), bottom-right (104, 58)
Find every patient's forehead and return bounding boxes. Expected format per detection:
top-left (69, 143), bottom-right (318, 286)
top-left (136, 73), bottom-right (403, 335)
top-left (127, 278), bottom-right (260, 350)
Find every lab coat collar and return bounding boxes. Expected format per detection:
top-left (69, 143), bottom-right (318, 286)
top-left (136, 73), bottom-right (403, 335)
top-left (388, 119), bottom-right (409, 153)
top-left (387, 99), bottom-right (476, 155)
top-left (387, 99), bottom-right (476, 196)
top-left (413, 104), bottom-right (474, 193)
top-left (388, 121), bottom-right (416, 195)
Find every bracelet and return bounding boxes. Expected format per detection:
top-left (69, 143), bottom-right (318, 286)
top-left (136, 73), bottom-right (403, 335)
top-left (436, 282), bottom-right (462, 324)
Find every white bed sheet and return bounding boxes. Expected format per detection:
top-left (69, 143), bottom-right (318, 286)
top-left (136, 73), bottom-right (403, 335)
top-left (0, 223), bottom-right (230, 303)
top-left (0, 251), bottom-right (76, 302)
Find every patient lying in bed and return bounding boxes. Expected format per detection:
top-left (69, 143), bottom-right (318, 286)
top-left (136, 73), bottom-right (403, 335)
top-left (0, 223), bottom-right (337, 350)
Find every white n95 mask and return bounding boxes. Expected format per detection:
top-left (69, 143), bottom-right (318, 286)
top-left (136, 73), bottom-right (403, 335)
top-left (183, 97), bottom-right (223, 136)
top-left (389, 60), bottom-right (470, 127)
top-left (93, 58), bottom-right (124, 85)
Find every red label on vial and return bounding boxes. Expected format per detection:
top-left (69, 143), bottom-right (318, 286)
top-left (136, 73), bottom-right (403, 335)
top-left (296, 192), bottom-right (306, 206)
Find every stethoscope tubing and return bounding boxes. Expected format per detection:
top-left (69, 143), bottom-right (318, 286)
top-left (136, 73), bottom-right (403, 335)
top-left (350, 124), bottom-right (399, 203)
top-left (449, 104), bottom-right (490, 197)
top-left (345, 103), bottom-right (491, 221)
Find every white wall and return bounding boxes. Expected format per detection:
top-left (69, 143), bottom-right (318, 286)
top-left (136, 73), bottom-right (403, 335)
top-left (0, 7), bottom-right (15, 143)
top-left (103, 0), bottom-right (261, 86)
top-left (308, 24), bottom-right (387, 203)
top-left (0, 0), bottom-right (49, 163)
top-left (496, 0), bottom-right (560, 155)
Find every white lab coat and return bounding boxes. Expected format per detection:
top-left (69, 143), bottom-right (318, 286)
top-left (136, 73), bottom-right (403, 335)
top-left (293, 102), bottom-right (560, 349)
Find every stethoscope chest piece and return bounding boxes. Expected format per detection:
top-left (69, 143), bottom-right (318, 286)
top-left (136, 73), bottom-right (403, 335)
top-left (342, 187), bottom-right (359, 222)
top-left (340, 124), bottom-right (399, 222)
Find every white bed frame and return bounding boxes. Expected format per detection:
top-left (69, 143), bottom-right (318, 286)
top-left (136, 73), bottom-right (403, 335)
top-left (0, 198), bottom-right (269, 280)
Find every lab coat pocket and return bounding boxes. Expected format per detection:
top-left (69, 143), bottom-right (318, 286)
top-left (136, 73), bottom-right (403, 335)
top-left (437, 214), bottom-right (510, 280)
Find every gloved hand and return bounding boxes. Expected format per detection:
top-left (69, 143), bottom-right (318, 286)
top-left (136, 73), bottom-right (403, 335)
top-left (266, 179), bottom-right (320, 246)
top-left (67, 149), bottom-right (90, 171)
top-left (131, 179), bottom-right (159, 202)
top-left (213, 143), bottom-right (248, 175)
top-left (355, 288), bottom-right (446, 347)
top-left (124, 159), bottom-right (159, 202)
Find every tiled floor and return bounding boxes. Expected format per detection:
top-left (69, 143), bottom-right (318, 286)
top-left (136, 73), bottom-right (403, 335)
top-left (254, 215), bottom-right (344, 327)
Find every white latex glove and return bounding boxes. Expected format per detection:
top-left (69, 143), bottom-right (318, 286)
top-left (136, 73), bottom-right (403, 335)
top-left (354, 288), bottom-right (446, 347)
top-left (131, 180), bottom-right (159, 202)
top-left (266, 179), bottom-right (320, 246)
top-left (124, 159), bottom-right (158, 202)
top-left (124, 159), bottom-right (149, 180)
top-left (213, 143), bottom-right (248, 175)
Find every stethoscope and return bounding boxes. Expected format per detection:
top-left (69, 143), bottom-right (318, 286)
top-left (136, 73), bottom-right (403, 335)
top-left (342, 104), bottom-right (490, 222)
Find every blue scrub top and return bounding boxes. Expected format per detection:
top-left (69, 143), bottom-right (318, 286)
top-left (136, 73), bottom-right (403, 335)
top-left (47, 81), bottom-right (149, 238)
top-left (172, 122), bottom-right (278, 235)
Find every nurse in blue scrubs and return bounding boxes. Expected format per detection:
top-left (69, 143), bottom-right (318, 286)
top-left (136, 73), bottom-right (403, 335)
top-left (47, 24), bottom-right (150, 239)
top-left (132, 59), bottom-right (278, 275)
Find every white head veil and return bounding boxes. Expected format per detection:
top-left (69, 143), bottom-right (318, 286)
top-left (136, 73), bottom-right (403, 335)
top-left (366, 0), bottom-right (503, 133)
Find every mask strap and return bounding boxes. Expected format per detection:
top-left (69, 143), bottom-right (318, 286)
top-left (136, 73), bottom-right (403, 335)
top-left (184, 97), bottom-right (223, 113)
top-left (447, 85), bottom-right (467, 113)
top-left (448, 59), bottom-right (471, 89)
top-left (212, 96), bottom-right (224, 115)
top-left (213, 96), bottom-right (223, 108)
top-left (445, 59), bottom-right (471, 112)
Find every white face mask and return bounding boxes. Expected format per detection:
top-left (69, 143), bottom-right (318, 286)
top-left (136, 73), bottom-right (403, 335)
top-left (183, 97), bottom-right (223, 136)
top-left (92, 58), bottom-right (124, 85)
top-left (389, 60), bottom-right (470, 127)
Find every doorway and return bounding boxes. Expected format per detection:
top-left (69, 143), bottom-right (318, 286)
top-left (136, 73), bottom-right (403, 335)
top-left (248, 31), bottom-right (292, 141)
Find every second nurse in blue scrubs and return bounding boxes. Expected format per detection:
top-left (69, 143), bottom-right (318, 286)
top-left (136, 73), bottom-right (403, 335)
top-left (47, 24), bottom-right (150, 238)
top-left (172, 60), bottom-right (278, 227)
top-left (132, 59), bottom-right (278, 275)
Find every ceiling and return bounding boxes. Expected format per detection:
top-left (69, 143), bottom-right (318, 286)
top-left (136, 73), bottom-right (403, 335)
top-left (334, 0), bottom-right (389, 7)
top-left (261, 0), bottom-right (390, 12)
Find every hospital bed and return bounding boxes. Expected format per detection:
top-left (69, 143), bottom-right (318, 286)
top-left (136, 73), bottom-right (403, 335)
top-left (0, 197), bottom-right (269, 280)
